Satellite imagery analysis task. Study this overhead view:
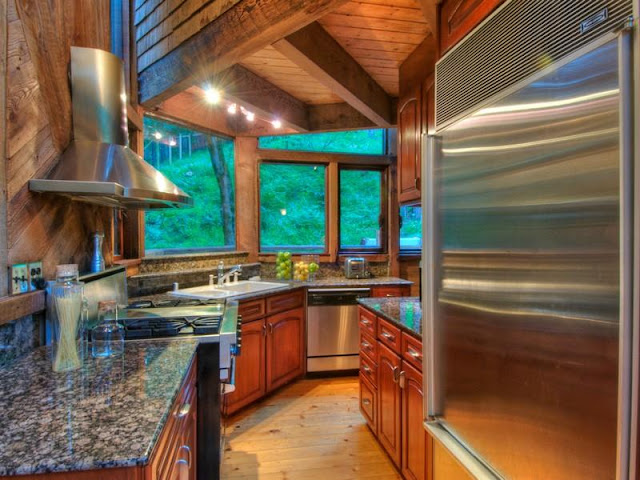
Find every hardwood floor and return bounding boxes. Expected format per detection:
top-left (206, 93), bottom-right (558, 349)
top-left (222, 377), bottom-right (402, 480)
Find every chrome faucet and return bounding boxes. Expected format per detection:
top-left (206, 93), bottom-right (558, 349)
top-left (218, 264), bottom-right (242, 285)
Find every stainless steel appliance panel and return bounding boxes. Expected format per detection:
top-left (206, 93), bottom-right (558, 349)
top-left (430, 38), bottom-right (622, 479)
top-left (307, 288), bottom-right (370, 372)
top-left (307, 304), bottom-right (361, 357)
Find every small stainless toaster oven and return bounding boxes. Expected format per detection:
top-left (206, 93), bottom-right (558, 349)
top-left (344, 257), bottom-right (369, 279)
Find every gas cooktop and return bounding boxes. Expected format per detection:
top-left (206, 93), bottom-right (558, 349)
top-left (119, 298), bottom-right (226, 340)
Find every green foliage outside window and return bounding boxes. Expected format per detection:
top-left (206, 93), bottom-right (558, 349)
top-left (400, 205), bottom-right (422, 250)
top-left (259, 129), bottom-right (385, 155)
top-left (143, 116), bottom-right (235, 252)
top-left (340, 170), bottom-right (383, 249)
top-left (260, 163), bottom-right (326, 252)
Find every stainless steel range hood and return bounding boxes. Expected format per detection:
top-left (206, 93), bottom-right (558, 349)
top-left (29, 47), bottom-right (192, 209)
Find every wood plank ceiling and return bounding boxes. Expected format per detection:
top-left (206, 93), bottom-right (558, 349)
top-left (318, 0), bottom-right (430, 97)
top-left (135, 0), bottom-right (433, 132)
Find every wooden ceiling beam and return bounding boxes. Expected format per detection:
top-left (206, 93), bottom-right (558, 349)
top-left (273, 22), bottom-right (394, 128)
top-left (307, 103), bottom-right (376, 131)
top-left (217, 65), bottom-right (310, 132)
top-left (138, 0), bottom-right (350, 107)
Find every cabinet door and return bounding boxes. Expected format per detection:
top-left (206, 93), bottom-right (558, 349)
top-left (266, 307), bottom-right (304, 392)
top-left (398, 84), bottom-right (421, 204)
top-left (439, 0), bottom-right (505, 53)
top-left (377, 342), bottom-right (402, 467)
top-left (223, 319), bottom-right (266, 415)
top-left (401, 361), bottom-right (426, 480)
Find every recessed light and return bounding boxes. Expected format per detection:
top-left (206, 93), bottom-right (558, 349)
top-left (153, 131), bottom-right (162, 140)
top-left (227, 103), bottom-right (237, 114)
top-left (204, 87), bottom-right (221, 104)
top-left (246, 111), bottom-right (255, 122)
top-left (272, 119), bottom-right (282, 129)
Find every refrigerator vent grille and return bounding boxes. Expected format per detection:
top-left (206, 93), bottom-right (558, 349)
top-left (435, 0), bottom-right (633, 129)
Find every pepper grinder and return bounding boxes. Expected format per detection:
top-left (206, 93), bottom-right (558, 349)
top-left (90, 232), bottom-right (105, 273)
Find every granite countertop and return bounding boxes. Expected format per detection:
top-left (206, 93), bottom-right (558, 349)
top-left (0, 339), bottom-right (198, 476)
top-left (358, 297), bottom-right (422, 339)
top-left (132, 276), bottom-right (412, 304)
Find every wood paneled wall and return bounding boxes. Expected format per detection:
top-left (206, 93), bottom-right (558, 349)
top-left (3, 0), bottom-right (113, 281)
top-left (134, 0), bottom-right (241, 72)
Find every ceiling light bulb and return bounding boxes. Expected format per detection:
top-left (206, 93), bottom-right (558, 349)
top-left (204, 87), bottom-right (221, 104)
top-left (272, 119), bottom-right (282, 129)
top-left (153, 131), bottom-right (162, 140)
top-left (227, 103), bottom-right (237, 114)
top-left (246, 111), bottom-right (255, 122)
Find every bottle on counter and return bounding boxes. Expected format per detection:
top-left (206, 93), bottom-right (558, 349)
top-left (50, 264), bottom-right (86, 372)
top-left (91, 300), bottom-right (124, 358)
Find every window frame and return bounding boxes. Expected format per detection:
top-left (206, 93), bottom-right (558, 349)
top-left (142, 113), bottom-right (238, 255)
top-left (337, 165), bottom-right (388, 255)
top-left (257, 129), bottom-right (388, 156)
top-left (257, 159), bottom-right (330, 255)
top-left (399, 202), bottom-right (422, 257)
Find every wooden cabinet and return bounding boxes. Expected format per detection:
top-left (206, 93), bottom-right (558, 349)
top-left (224, 291), bottom-right (305, 415)
top-left (398, 83), bottom-right (422, 204)
top-left (378, 343), bottom-right (403, 468)
top-left (358, 305), bottom-right (429, 480)
top-left (223, 318), bottom-right (266, 414)
top-left (439, 0), bottom-right (505, 54)
top-left (401, 361), bottom-right (427, 480)
top-left (149, 357), bottom-right (198, 480)
top-left (266, 307), bottom-right (305, 392)
top-left (372, 286), bottom-right (411, 298)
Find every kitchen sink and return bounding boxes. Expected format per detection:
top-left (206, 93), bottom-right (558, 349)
top-left (170, 280), bottom-right (289, 299)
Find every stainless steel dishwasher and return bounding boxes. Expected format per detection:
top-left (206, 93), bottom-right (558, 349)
top-left (306, 288), bottom-right (371, 372)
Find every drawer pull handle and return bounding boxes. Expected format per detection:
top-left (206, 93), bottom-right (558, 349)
top-left (408, 347), bottom-right (422, 359)
top-left (362, 364), bottom-right (372, 373)
top-left (361, 340), bottom-right (371, 350)
top-left (381, 331), bottom-right (396, 342)
top-left (362, 398), bottom-right (371, 406)
top-left (385, 293), bottom-right (394, 297)
top-left (176, 403), bottom-right (191, 418)
top-left (361, 318), bottom-right (371, 326)
top-left (181, 445), bottom-right (192, 468)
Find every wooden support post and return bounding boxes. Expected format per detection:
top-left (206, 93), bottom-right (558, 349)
top-left (235, 137), bottom-right (259, 262)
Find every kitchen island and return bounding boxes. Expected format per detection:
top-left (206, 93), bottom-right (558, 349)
top-left (358, 296), bottom-right (422, 339)
top-left (0, 339), bottom-right (198, 477)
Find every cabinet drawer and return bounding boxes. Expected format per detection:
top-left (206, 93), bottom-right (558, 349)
top-left (266, 289), bottom-right (304, 315)
top-left (359, 306), bottom-right (377, 338)
top-left (359, 330), bottom-right (378, 364)
top-left (239, 298), bottom-right (266, 322)
top-left (360, 354), bottom-right (378, 387)
top-left (371, 286), bottom-right (411, 298)
top-left (359, 373), bottom-right (377, 434)
top-left (378, 319), bottom-right (401, 354)
top-left (401, 332), bottom-right (423, 372)
top-left (149, 357), bottom-right (197, 480)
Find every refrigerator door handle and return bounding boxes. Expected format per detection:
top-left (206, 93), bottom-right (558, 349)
top-left (422, 134), bottom-right (440, 419)
top-left (616, 25), bottom-right (635, 480)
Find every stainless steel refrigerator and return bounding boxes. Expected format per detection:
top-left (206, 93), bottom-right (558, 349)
top-left (421, 25), bottom-right (637, 480)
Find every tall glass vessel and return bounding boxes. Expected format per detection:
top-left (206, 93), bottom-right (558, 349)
top-left (50, 264), bottom-right (85, 372)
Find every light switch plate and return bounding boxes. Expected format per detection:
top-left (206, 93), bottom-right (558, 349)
top-left (28, 261), bottom-right (43, 291)
top-left (10, 264), bottom-right (29, 295)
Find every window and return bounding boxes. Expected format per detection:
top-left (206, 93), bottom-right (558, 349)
top-left (400, 205), bottom-right (422, 252)
top-left (143, 116), bottom-right (236, 253)
top-left (339, 168), bottom-right (385, 251)
top-left (259, 163), bottom-right (327, 253)
top-left (259, 129), bottom-right (386, 155)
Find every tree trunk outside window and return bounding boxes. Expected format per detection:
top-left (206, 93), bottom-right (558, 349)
top-left (206, 136), bottom-right (235, 245)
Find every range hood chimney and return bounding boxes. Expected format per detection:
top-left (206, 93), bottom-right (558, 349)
top-left (29, 47), bottom-right (193, 209)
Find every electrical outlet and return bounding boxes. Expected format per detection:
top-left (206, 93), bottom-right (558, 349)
top-left (10, 264), bottom-right (29, 295)
top-left (28, 261), bottom-right (43, 291)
